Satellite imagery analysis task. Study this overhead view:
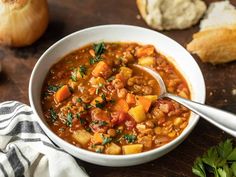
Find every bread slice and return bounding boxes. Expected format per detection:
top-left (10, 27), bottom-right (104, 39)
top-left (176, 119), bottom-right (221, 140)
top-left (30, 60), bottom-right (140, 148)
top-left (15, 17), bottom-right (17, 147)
top-left (136, 0), bottom-right (206, 30)
top-left (187, 1), bottom-right (236, 64)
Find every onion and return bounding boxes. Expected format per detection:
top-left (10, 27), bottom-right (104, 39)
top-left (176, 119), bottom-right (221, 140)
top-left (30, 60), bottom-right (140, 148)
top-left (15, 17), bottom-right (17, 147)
top-left (0, 0), bottom-right (49, 47)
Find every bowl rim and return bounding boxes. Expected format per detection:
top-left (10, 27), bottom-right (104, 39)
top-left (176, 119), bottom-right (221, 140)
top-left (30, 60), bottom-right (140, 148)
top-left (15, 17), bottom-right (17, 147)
top-left (29, 24), bottom-right (206, 160)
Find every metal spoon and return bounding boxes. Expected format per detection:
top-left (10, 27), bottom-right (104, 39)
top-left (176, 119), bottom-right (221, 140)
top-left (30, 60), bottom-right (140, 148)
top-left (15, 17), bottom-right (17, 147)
top-left (134, 64), bottom-right (236, 137)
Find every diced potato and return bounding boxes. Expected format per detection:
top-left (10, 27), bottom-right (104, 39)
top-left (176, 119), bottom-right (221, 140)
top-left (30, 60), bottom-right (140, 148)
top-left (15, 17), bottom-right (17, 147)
top-left (143, 95), bottom-right (158, 102)
top-left (138, 56), bottom-right (155, 67)
top-left (122, 144), bottom-right (143, 154)
top-left (128, 105), bottom-right (146, 123)
top-left (119, 67), bottom-right (133, 80)
top-left (105, 143), bottom-right (121, 155)
top-left (89, 77), bottom-right (105, 87)
top-left (73, 130), bottom-right (91, 146)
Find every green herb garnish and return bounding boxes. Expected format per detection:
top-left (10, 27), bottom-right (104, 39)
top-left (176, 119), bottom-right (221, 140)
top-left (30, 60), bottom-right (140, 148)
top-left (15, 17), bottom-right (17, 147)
top-left (91, 120), bottom-right (108, 127)
top-left (102, 137), bottom-right (112, 145)
top-left (101, 93), bottom-right (106, 102)
top-left (109, 99), bottom-right (115, 104)
top-left (49, 107), bottom-right (57, 122)
top-left (95, 83), bottom-right (104, 95)
top-left (66, 112), bottom-right (73, 127)
top-left (124, 134), bottom-right (137, 143)
top-left (89, 42), bottom-right (105, 65)
top-left (192, 139), bottom-right (236, 177)
top-left (95, 100), bottom-right (106, 109)
top-left (94, 42), bottom-right (105, 56)
top-left (83, 103), bottom-right (92, 110)
top-left (106, 76), bottom-right (115, 82)
top-left (79, 65), bottom-right (87, 78)
top-left (116, 129), bottom-right (122, 134)
top-left (48, 85), bottom-right (60, 92)
top-left (95, 148), bottom-right (103, 153)
top-left (77, 98), bottom-right (83, 103)
top-left (71, 68), bottom-right (78, 82)
top-left (89, 56), bottom-right (103, 65)
top-left (85, 127), bottom-right (92, 132)
top-left (77, 113), bottom-right (86, 125)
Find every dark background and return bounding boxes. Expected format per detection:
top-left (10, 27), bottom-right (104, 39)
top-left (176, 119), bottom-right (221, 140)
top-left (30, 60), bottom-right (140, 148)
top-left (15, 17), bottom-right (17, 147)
top-left (0, 0), bottom-right (236, 176)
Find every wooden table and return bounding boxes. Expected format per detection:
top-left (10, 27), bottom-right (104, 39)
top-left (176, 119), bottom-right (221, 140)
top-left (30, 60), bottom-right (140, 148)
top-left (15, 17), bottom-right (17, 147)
top-left (1, 0), bottom-right (236, 176)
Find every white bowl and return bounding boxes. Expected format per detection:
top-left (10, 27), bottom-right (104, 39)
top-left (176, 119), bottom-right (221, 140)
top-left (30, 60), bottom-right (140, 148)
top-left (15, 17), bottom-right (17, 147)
top-left (29, 25), bottom-right (205, 167)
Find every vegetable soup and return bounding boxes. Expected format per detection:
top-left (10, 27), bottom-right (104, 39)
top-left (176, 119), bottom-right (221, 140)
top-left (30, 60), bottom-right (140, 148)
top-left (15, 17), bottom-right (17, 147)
top-left (41, 42), bottom-right (190, 155)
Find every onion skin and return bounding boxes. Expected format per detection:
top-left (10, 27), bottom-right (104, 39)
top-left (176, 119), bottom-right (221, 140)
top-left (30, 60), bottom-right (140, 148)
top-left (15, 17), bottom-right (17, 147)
top-left (0, 0), bottom-right (49, 47)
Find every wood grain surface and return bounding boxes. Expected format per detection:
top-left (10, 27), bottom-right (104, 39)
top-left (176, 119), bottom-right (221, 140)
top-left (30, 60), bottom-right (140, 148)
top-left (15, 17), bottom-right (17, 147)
top-left (0, 0), bottom-right (236, 176)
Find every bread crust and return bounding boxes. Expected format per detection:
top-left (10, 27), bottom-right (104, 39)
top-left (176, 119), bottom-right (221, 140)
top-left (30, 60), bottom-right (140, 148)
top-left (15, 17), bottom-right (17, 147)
top-left (187, 26), bottom-right (236, 64)
top-left (136, 0), bottom-right (147, 19)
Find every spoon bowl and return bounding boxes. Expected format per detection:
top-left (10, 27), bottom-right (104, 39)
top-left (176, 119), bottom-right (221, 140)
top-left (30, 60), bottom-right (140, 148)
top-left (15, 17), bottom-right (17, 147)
top-left (134, 64), bottom-right (236, 137)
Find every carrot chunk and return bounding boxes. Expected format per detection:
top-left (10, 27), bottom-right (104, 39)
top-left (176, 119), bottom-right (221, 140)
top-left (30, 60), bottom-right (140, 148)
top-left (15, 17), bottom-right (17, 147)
top-left (55, 85), bottom-right (71, 103)
top-left (92, 61), bottom-right (110, 78)
top-left (135, 96), bottom-right (152, 112)
top-left (112, 99), bottom-right (129, 112)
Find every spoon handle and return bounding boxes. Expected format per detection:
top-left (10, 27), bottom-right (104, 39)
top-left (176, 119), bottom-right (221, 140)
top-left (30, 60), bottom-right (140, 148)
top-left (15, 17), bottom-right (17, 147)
top-left (164, 93), bottom-right (236, 137)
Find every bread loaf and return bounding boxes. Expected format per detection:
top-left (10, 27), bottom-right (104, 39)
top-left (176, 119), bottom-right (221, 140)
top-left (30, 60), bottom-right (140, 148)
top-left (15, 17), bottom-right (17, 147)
top-left (136, 0), bottom-right (206, 30)
top-left (187, 1), bottom-right (236, 64)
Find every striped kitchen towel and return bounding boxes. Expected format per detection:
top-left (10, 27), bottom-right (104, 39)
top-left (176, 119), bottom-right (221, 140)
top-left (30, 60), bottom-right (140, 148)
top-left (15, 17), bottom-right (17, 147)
top-left (0, 101), bottom-right (89, 177)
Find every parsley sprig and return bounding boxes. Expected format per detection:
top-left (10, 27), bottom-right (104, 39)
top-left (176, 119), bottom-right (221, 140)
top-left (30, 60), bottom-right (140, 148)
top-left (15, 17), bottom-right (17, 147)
top-left (48, 85), bottom-right (60, 93)
top-left (94, 42), bottom-right (105, 56)
top-left (124, 134), bottom-right (137, 143)
top-left (192, 139), bottom-right (236, 177)
top-left (79, 65), bottom-right (87, 78)
top-left (66, 112), bottom-right (73, 127)
top-left (71, 68), bottom-right (78, 82)
top-left (101, 136), bottom-right (112, 145)
top-left (49, 107), bottom-right (57, 122)
top-left (89, 42), bottom-right (105, 65)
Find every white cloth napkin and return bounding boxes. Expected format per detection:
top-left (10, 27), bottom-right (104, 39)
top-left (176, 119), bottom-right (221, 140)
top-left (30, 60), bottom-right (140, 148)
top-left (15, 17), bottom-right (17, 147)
top-left (0, 101), bottom-right (89, 177)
